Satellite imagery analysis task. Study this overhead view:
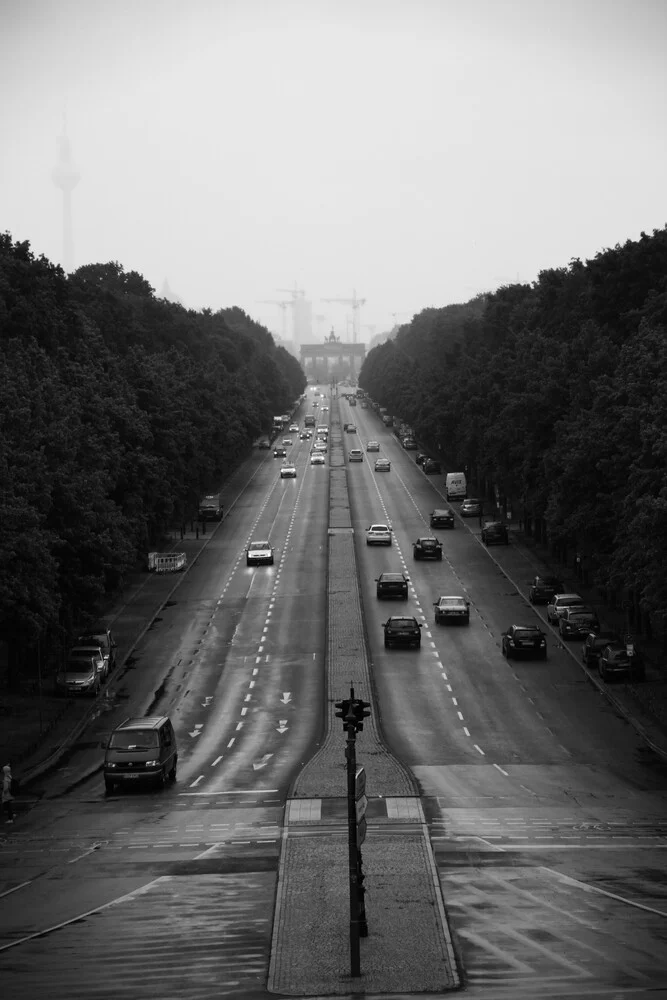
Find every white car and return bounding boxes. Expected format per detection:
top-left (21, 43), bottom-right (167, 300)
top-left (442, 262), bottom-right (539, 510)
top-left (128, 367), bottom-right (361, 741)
top-left (366, 524), bottom-right (392, 546)
top-left (247, 540), bottom-right (274, 566)
top-left (322, 406), bottom-right (329, 412)
top-left (313, 441), bottom-right (327, 452)
top-left (282, 438), bottom-right (293, 446)
top-left (375, 458), bottom-right (391, 472)
top-left (348, 449), bottom-right (364, 462)
top-left (280, 464), bottom-right (297, 478)
top-left (546, 593), bottom-right (585, 624)
top-left (366, 441), bottom-right (380, 452)
top-left (433, 596), bottom-right (470, 624)
top-left (310, 453), bottom-right (326, 465)
top-left (289, 424), bottom-right (299, 433)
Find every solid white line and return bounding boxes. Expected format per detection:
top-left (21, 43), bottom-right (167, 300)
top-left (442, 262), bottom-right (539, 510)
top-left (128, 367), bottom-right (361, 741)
top-left (178, 789), bottom-right (279, 795)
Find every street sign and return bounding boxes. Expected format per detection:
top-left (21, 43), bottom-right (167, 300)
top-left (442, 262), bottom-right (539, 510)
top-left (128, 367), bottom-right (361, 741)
top-left (355, 767), bottom-right (366, 800)
top-left (356, 794), bottom-right (368, 823)
top-left (357, 816), bottom-right (367, 847)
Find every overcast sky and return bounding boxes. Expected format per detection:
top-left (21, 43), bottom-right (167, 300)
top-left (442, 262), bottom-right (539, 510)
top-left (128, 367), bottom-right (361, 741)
top-left (2, 0), bottom-right (666, 340)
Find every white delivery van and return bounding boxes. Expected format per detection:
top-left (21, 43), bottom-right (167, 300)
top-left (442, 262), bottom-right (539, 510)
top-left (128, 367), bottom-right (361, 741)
top-left (445, 472), bottom-right (467, 501)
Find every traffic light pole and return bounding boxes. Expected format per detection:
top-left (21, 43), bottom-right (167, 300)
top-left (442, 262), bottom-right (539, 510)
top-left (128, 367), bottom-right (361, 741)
top-left (345, 711), bottom-right (361, 978)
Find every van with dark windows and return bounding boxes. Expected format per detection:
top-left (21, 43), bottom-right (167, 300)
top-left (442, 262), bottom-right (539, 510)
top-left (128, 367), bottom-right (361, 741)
top-left (104, 716), bottom-right (177, 793)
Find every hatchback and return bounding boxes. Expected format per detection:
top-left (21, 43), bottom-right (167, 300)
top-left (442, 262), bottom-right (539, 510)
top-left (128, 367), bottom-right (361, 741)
top-left (77, 629), bottom-right (117, 673)
top-left (280, 464), bottom-right (297, 478)
top-left (501, 625), bottom-right (547, 659)
top-left (423, 459), bottom-right (441, 475)
top-left (581, 630), bottom-right (621, 667)
top-left (374, 458), bottom-right (391, 472)
top-left (366, 524), bottom-right (392, 546)
top-left (376, 572), bottom-right (409, 599)
top-left (481, 521), bottom-right (508, 545)
top-left (599, 644), bottom-right (645, 682)
top-left (528, 576), bottom-right (565, 604)
top-left (546, 593), bottom-right (585, 624)
top-left (382, 616), bottom-right (422, 648)
top-left (558, 607), bottom-right (599, 639)
top-left (310, 453), bottom-right (325, 465)
top-left (348, 449), bottom-right (364, 462)
top-left (461, 498), bottom-right (483, 517)
top-left (413, 537), bottom-right (443, 560)
top-left (366, 441), bottom-right (380, 452)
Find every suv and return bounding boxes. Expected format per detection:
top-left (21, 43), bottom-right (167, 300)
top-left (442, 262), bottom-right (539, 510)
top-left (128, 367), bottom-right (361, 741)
top-left (558, 606), bottom-right (600, 640)
top-left (481, 521), bottom-right (508, 545)
top-left (547, 593), bottom-right (585, 625)
top-left (413, 537), bottom-right (443, 560)
top-left (430, 509), bottom-right (454, 529)
top-left (501, 624), bottom-right (547, 659)
top-left (528, 576), bottom-right (564, 605)
top-left (382, 616), bottom-right (422, 648)
top-left (582, 630), bottom-right (621, 668)
top-left (433, 595), bottom-right (470, 624)
top-left (104, 716), bottom-right (177, 793)
top-left (376, 572), bottom-right (409, 599)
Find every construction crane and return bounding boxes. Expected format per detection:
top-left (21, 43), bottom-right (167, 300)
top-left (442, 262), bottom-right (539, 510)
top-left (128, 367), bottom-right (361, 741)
top-left (322, 289), bottom-right (366, 343)
top-left (256, 299), bottom-right (292, 340)
top-left (277, 283), bottom-right (305, 300)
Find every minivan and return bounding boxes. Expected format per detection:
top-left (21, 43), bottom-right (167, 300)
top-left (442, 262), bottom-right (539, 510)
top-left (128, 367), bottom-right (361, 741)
top-left (104, 716), bottom-right (177, 793)
top-left (446, 472), bottom-right (467, 500)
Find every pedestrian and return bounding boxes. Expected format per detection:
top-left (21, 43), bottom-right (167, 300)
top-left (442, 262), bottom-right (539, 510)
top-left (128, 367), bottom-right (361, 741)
top-left (2, 764), bottom-right (15, 823)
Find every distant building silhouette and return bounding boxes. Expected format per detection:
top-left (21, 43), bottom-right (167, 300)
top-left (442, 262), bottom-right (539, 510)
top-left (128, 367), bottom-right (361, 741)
top-left (51, 117), bottom-right (80, 272)
top-left (160, 278), bottom-right (183, 305)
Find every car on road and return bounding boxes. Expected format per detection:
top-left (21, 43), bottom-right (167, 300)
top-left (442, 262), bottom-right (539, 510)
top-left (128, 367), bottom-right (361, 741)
top-left (430, 509), bottom-right (454, 529)
top-left (598, 644), bottom-right (645, 682)
top-left (558, 606), bottom-right (600, 639)
top-left (246, 540), bottom-right (274, 566)
top-left (433, 595), bottom-right (470, 624)
top-left (481, 520), bottom-right (509, 545)
top-left (78, 628), bottom-right (117, 674)
top-left (55, 655), bottom-right (102, 697)
top-left (581, 630), bottom-right (621, 668)
top-left (366, 524), bottom-right (392, 545)
top-left (258, 439), bottom-right (271, 449)
top-left (382, 615), bottom-right (422, 648)
top-left (282, 438), bottom-right (293, 446)
top-left (366, 441), bottom-right (380, 452)
top-left (528, 575), bottom-right (565, 604)
top-left (348, 449), bottom-right (364, 462)
top-left (310, 452), bottom-right (325, 465)
top-left (273, 446), bottom-right (287, 458)
top-left (289, 424), bottom-right (299, 433)
top-left (374, 458), bottom-right (391, 472)
top-left (413, 536), bottom-right (443, 560)
top-left (346, 424), bottom-right (357, 433)
top-left (313, 440), bottom-right (327, 452)
top-left (104, 715), bottom-right (177, 793)
top-left (546, 593), bottom-right (585, 624)
top-left (300, 431), bottom-right (311, 440)
top-left (501, 624), bottom-right (548, 659)
top-left (376, 572), bottom-right (409, 599)
top-left (461, 498), bottom-right (483, 517)
top-left (280, 464), bottom-right (297, 478)
top-left (422, 458), bottom-right (441, 475)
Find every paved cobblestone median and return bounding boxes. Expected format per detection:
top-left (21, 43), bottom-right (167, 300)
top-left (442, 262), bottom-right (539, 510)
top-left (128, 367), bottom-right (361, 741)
top-left (270, 397), bottom-right (459, 994)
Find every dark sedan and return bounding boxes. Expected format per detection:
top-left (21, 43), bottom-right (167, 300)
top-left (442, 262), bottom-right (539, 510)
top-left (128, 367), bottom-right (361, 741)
top-left (529, 575), bottom-right (565, 604)
top-left (430, 509), bottom-right (454, 529)
top-left (376, 572), bottom-right (409, 599)
top-left (481, 521), bottom-right (508, 545)
top-left (599, 644), bottom-right (645, 682)
top-left (413, 537), bottom-right (443, 560)
top-left (422, 459), bottom-right (441, 475)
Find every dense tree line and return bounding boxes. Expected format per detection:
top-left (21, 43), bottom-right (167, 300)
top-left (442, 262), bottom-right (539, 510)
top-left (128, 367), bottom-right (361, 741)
top-left (0, 235), bottom-right (305, 680)
top-left (360, 226), bottom-right (667, 638)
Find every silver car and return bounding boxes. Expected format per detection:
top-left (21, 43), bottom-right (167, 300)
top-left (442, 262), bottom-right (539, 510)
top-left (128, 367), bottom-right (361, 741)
top-left (546, 593), bottom-right (585, 625)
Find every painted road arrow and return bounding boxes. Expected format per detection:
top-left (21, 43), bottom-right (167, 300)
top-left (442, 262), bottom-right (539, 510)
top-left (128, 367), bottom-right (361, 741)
top-left (189, 724), bottom-right (203, 738)
top-left (252, 753), bottom-right (274, 770)
top-left (276, 719), bottom-right (289, 734)
top-left (280, 692), bottom-right (292, 704)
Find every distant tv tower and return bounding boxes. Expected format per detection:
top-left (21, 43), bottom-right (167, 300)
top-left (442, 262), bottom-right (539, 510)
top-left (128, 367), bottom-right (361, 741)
top-left (51, 116), bottom-right (80, 272)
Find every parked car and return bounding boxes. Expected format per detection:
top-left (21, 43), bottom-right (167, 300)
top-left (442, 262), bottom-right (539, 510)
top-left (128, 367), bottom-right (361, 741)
top-left (501, 624), bottom-right (547, 659)
top-left (461, 498), bottom-right (483, 517)
top-left (374, 458), bottom-right (391, 472)
top-left (528, 576), bottom-right (565, 605)
top-left (423, 458), bottom-right (441, 475)
top-left (416, 453), bottom-right (428, 467)
top-left (382, 615), bottom-right (422, 648)
top-left (280, 464), bottom-right (297, 478)
top-left (366, 441), bottom-right (380, 452)
top-left (258, 439), bottom-right (271, 449)
top-left (430, 509), bottom-right (454, 529)
top-left (599, 644), bottom-right (645, 682)
top-left (481, 520), bottom-right (509, 545)
top-left (274, 447), bottom-right (287, 458)
top-left (376, 572), bottom-right (409, 599)
top-left (348, 449), bottom-right (364, 462)
top-left (67, 644), bottom-right (107, 681)
top-left (104, 715), bottom-right (177, 793)
top-left (310, 453), bottom-right (325, 465)
top-left (366, 524), bottom-right (392, 546)
top-left (402, 438), bottom-right (417, 450)
top-left (246, 540), bottom-right (274, 566)
top-left (433, 595), bottom-right (470, 624)
top-left (546, 593), bottom-right (585, 624)
top-left (558, 606), bottom-right (600, 639)
top-left (581, 630), bottom-right (621, 667)
top-left (77, 629), bottom-right (117, 673)
top-left (413, 536), bottom-right (443, 560)
top-left (55, 656), bottom-right (101, 697)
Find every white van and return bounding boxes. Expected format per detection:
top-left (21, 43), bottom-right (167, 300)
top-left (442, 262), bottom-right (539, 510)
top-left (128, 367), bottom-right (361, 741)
top-left (445, 472), bottom-right (467, 501)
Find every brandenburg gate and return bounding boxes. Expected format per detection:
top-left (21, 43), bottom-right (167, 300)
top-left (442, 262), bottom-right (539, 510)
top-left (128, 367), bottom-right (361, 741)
top-left (300, 330), bottom-right (366, 378)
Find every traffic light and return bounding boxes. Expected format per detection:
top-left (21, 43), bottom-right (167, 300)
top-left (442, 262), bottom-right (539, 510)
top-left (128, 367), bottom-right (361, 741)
top-left (335, 699), bottom-right (351, 729)
top-left (352, 698), bottom-right (371, 731)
